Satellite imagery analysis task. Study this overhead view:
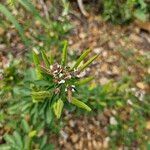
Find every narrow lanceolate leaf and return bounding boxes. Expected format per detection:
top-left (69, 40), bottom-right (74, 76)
top-left (49, 51), bottom-right (54, 65)
top-left (32, 49), bottom-right (42, 79)
top-left (75, 76), bottom-right (94, 85)
top-left (71, 98), bottom-right (91, 111)
top-left (31, 91), bottom-right (51, 103)
top-left (13, 131), bottom-right (23, 148)
top-left (46, 107), bottom-right (53, 124)
top-left (4, 134), bottom-right (15, 145)
top-left (53, 99), bottom-right (64, 119)
top-left (61, 40), bottom-right (68, 66)
top-left (32, 49), bottom-right (40, 67)
top-left (41, 50), bottom-right (50, 68)
top-left (0, 4), bottom-right (27, 45)
top-left (0, 144), bottom-right (11, 150)
top-left (72, 49), bottom-right (91, 69)
top-left (79, 54), bottom-right (99, 72)
top-left (21, 119), bottom-right (30, 133)
top-left (24, 135), bottom-right (31, 150)
top-left (18, 0), bottom-right (48, 27)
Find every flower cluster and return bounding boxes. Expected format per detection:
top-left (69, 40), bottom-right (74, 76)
top-left (31, 42), bottom-right (98, 119)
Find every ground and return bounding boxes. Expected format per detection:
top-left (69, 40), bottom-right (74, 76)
top-left (51, 13), bottom-right (150, 149)
top-left (0, 3), bottom-right (150, 149)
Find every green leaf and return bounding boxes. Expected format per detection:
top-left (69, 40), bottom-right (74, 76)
top-left (0, 144), bottom-right (11, 150)
top-left (75, 76), bottom-right (94, 85)
top-left (21, 102), bottom-right (32, 112)
top-left (49, 51), bottom-right (54, 65)
top-left (61, 40), bottom-right (68, 66)
top-left (32, 49), bottom-right (40, 67)
top-left (0, 4), bottom-right (28, 45)
top-left (13, 131), bottom-right (23, 148)
top-left (31, 91), bottom-right (51, 103)
top-left (71, 97), bottom-right (91, 111)
top-left (32, 49), bottom-right (42, 79)
top-left (41, 50), bottom-right (50, 68)
top-left (79, 54), bottom-right (99, 71)
top-left (72, 97), bottom-right (89, 109)
top-left (7, 103), bottom-right (22, 115)
top-left (134, 9), bottom-right (147, 22)
top-left (4, 134), bottom-right (15, 145)
top-left (24, 135), bottom-right (31, 150)
top-left (46, 107), bottom-right (53, 124)
top-left (40, 135), bottom-right (48, 149)
top-left (72, 49), bottom-right (91, 69)
top-left (53, 99), bottom-right (64, 119)
top-left (21, 119), bottom-right (30, 133)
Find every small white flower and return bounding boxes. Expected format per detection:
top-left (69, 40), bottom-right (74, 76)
top-left (128, 128), bottom-right (134, 132)
top-left (50, 65), bottom-right (53, 70)
top-left (71, 85), bottom-right (75, 88)
top-left (130, 88), bottom-right (136, 92)
top-left (110, 117), bottom-right (118, 125)
top-left (58, 80), bottom-right (65, 84)
top-left (139, 93), bottom-right (144, 101)
top-left (65, 88), bottom-right (67, 92)
top-left (127, 99), bottom-right (133, 105)
top-left (66, 75), bottom-right (71, 79)
top-left (112, 110), bottom-right (117, 115)
top-left (54, 70), bottom-right (58, 74)
top-left (71, 88), bottom-right (75, 92)
top-left (33, 47), bottom-right (39, 54)
top-left (135, 91), bottom-right (140, 97)
top-left (59, 73), bottom-right (63, 77)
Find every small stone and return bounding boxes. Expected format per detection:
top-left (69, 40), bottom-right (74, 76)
top-left (110, 117), bottom-right (118, 125)
top-left (87, 132), bottom-right (91, 140)
top-left (88, 141), bottom-right (92, 149)
top-left (146, 121), bottom-right (150, 130)
top-left (103, 137), bottom-right (110, 148)
top-left (60, 130), bottom-right (68, 140)
top-left (79, 33), bottom-right (86, 39)
top-left (112, 66), bottom-right (119, 74)
top-left (93, 47), bottom-right (102, 54)
top-left (69, 120), bottom-right (75, 127)
top-left (130, 34), bottom-right (142, 43)
top-left (102, 51), bottom-right (108, 57)
top-left (108, 41), bottom-right (115, 49)
top-left (99, 77), bottom-right (109, 85)
top-left (136, 82), bottom-right (146, 90)
top-left (70, 134), bottom-right (78, 143)
top-left (92, 140), bottom-right (97, 149)
top-left (100, 63), bottom-right (108, 72)
top-left (0, 27), bottom-right (5, 35)
top-left (148, 67), bottom-right (150, 74)
top-left (35, 20), bottom-right (41, 27)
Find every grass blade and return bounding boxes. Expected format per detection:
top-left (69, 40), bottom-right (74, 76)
top-left (72, 49), bottom-right (91, 70)
top-left (75, 76), bottom-right (94, 85)
top-left (49, 51), bottom-right (54, 65)
top-left (61, 40), bottom-right (68, 66)
top-left (21, 119), bottom-right (30, 133)
top-left (32, 48), bottom-right (42, 79)
top-left (79, 54), bottom-right (99, 72)
top-left (0, 4), bottom-right (28, 45)
top-left (41, 50), bottom-right (50, 68)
